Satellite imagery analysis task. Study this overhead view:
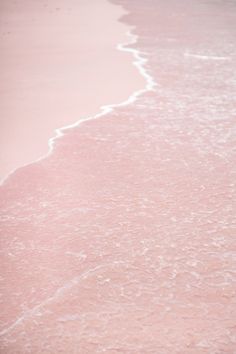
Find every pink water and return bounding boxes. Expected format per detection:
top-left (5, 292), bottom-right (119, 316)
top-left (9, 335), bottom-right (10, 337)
top-left (1, 0), bottom-right (236, 353)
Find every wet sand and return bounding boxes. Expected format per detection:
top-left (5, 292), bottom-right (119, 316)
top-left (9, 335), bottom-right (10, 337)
top-left (0, 0), bottom-right (145, 182)
top-left (0, 0), bottom-right (236, 353)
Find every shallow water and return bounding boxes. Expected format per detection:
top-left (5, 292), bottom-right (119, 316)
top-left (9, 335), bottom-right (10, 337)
top-left (0, 0), bottom-right (236, 352)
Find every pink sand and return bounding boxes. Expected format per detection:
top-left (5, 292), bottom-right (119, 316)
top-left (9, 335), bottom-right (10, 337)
top-left (0, 0), bottom-right (236, 353)
top-left (0, 0), bottom-right (145, 182)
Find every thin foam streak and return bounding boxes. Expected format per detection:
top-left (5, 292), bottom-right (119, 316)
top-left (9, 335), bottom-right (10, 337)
top-left (0, 260), bottom-right (136, 336)
top-left (184, 52), bottom-right (231, 61)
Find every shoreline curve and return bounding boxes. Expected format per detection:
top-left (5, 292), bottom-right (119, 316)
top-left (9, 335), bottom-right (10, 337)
top-left (0, 7), bottom-right (156, 186)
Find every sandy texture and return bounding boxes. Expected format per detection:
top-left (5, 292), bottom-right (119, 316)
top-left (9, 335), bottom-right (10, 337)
top-left (0, 0), bottom-right (236, 353)
top-left (0, 0), bottom-right (145, 181)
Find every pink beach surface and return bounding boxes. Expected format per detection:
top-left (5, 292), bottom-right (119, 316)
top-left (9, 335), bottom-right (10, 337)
top-left (1, 0), bottom-right (236, 353)
top-left (0, 0), bottom-right (145, 182)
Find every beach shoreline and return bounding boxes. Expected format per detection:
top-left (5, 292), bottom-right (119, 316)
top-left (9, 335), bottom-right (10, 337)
top-left (0, 0), bottom-right (235, 352)
top-left (0, 0), bottom-right (146, 184)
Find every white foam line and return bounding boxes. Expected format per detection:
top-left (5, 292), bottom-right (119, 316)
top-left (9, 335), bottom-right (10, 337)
top-left (184, 52), bottom-right (231, 61)
top-left (0, 30), bottom-right (157, 186)
top-left (0, 261), bottom-right (134, 337)
top-left (0, 264), bottom-right (108, 337)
